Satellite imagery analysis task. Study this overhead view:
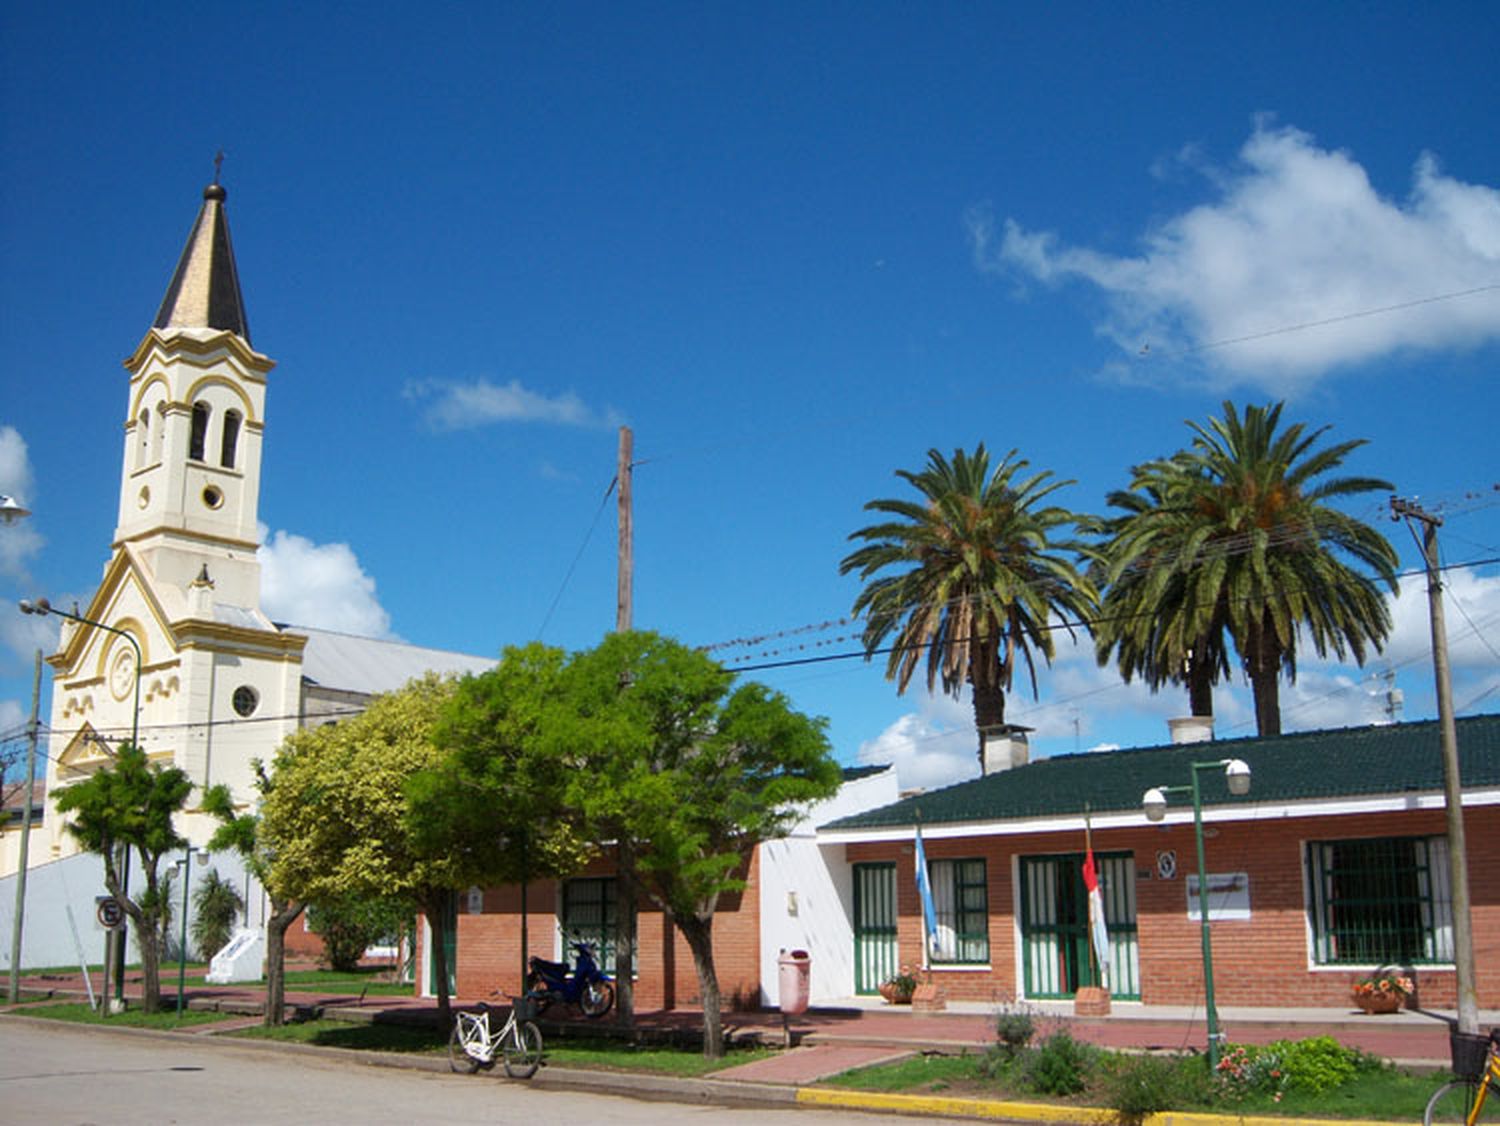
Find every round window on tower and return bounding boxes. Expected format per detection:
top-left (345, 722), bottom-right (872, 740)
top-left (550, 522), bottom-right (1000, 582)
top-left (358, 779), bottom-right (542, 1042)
top-left (232, 686), bottom-right (259, 717)
top-left (137, 485), bottom-right (151, 509)
top-left (202, 485), bottom-right (224, 510)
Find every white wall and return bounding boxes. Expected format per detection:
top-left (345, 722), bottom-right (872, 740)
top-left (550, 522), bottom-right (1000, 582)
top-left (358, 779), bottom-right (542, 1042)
top-left (757, 768), bottom-right (900, 1007)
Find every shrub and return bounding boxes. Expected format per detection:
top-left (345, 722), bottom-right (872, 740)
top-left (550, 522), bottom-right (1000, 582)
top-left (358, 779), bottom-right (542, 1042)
top-left (308, 894), bottom-right (408, 972)
top-left (1027, 1030), bottom-right (1097, 1096)
top-left (1269, 1035), bottom-right (1358, 1094)
top-left (191, 868), bottom-right (245, 960)
top-left (1103, 1054), bottom-right (1183, 1119)
top-left (994, 1001), bottom-right (1036, 1059)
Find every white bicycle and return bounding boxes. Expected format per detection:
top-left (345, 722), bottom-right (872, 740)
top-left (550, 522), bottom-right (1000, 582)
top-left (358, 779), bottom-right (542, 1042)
top-left (448, 994), bottom-right (544, 1080)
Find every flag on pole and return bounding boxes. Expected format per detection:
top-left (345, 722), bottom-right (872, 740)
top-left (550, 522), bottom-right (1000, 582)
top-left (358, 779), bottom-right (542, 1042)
top-left (914, 824), bottom-right (940, 961)
top-left (1082, 846), bottom-right (1111, 985)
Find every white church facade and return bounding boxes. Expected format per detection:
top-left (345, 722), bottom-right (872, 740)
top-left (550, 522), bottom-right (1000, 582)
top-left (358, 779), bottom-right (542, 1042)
top-left (1, 182), bottom-right (491, 970)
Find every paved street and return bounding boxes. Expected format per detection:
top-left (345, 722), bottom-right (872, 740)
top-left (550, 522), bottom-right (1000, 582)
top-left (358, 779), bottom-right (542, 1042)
top-left (0, 1020), bottom-right (980, 1126)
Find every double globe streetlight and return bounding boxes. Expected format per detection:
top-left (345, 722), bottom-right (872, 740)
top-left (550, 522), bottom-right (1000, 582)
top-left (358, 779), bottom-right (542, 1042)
top-left (1142, 757), bottom-right (1251, 1071)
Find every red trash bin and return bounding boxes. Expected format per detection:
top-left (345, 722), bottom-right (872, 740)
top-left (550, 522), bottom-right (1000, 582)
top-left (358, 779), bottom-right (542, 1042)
top-left (778, 948), bottom-right (810, 1014)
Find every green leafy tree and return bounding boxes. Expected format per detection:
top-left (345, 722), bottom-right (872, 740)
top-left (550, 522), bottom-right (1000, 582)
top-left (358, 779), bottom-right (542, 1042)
top-left (204, 767), bottom-right (305, 1026)
top-left (1101, 402), bottom-right (1398, 736)
top-left (306, 893), bottom-right (408, 972)
top-left (54, 742), bottom-right (191, 1013)
top-left (841, 445), bottom-right (1096, 757)
top-left (553, 631), bottom-right (839, 1057)
top-left (1091, 454), bottom-right (1232, 718)
top-left (409, 644), bottom-right (593, 1002)
top-left (190, 868), bottom-right (245, 962)
top-left (259, 674), bottom-right (466, 1025)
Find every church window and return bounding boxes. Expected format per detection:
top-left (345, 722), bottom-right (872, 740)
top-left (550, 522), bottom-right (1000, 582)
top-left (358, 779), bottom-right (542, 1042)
top-left (232, 686), bottom-right (259, 717)
top-left (221, 410), bottom-right (242, 468)
top-left (189, 402), bottom-right (210, 461)
top-left (136, 410), bottom-right (151, 469)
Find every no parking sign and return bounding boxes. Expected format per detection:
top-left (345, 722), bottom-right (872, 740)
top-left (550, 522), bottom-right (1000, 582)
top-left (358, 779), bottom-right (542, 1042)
top-left (95, 896), bottom-right (125, 930)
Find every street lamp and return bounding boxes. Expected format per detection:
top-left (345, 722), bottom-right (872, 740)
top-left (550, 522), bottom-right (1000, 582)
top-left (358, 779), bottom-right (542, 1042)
top-left (19, 596), bottom-right (142, 1010)
top-left (175, 846), bottom-right (210, 1016)
top-left (1142, 756), bottom-right (1251, 1070)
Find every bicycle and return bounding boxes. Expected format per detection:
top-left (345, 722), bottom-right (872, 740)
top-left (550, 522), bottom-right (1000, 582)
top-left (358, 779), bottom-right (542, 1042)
top-left (448, 993), bottom-right (544, 1080)
top-left (1425, 1026), bottom-right (1500, 1124)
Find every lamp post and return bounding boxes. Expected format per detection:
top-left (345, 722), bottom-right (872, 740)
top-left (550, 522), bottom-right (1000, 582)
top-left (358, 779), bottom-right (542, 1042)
top-left (1142, 757), bottom-right (1251, 1071)
top-left (19, 596), bottom-right (142, 1009)
top-left (175, 846), bottom-right (209, 1016)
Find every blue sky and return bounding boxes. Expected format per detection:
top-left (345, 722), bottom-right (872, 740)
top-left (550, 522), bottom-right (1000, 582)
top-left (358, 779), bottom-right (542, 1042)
top-left (3, 3), bottom-right (1498, 791)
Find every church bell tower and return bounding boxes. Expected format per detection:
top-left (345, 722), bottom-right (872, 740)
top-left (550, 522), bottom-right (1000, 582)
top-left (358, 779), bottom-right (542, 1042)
top-left (114, 181), bottom-right (274, 608)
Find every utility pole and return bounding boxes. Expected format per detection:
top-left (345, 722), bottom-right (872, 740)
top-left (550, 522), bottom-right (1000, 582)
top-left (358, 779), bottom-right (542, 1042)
top-left (6, 651), bottom-right (41, 1003)
top-left (616, 425), bottom-right (633, 632)
top-left (1390, 495), bottom-right (1476, 1035)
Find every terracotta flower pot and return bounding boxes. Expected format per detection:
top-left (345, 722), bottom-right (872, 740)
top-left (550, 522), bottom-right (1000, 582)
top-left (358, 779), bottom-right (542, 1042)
top-left (878, 982), bottom-right (913, 1004)
top-left (1354, 989), bottom-right (1403, 1014)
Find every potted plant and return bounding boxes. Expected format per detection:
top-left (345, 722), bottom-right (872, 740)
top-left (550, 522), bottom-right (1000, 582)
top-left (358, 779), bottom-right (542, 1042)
top-left (1351, 969), bottom-right (1413, 1013)
top-left (878, 966), bottom-right (918, 1004)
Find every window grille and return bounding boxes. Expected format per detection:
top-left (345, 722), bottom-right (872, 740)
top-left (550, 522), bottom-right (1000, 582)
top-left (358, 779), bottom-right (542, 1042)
top-left (928, 858), bottom-right (988, 963)
top-left (1307, 836), bottom-right (1452, 964)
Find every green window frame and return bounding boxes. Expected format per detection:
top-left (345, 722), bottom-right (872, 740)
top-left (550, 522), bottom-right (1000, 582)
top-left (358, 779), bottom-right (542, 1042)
top-left (561, 877), bottom-right (618, 973)
top-left (1307, 835), bottom-right (1452, 965)
top-left (929, 858), bottom-right (988, 964)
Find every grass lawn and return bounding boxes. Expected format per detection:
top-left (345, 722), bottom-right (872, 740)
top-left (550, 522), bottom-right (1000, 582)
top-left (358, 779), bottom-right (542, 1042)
top-left (820, 1049), bottom-right (1440, 1122)
top-left (13, 1001), bottom-right (238, 1030)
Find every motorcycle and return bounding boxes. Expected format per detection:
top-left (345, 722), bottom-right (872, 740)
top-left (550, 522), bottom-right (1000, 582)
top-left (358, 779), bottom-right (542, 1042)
top-left (526, 938), bottom-right (615, 1018)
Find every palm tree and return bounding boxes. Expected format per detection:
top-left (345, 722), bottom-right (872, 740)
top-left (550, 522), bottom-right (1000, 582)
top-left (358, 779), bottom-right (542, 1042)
top-left (1092, 454), bottom-right (1232, 718)
top-left (1099, 401), bottom-right (1399, 737)
top-left (840, 445), bottom-right (1096, 758)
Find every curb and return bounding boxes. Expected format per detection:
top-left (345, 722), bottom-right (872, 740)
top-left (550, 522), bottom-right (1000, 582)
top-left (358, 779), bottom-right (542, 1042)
top-left (0, 1008), bottom-right (1418, 1126)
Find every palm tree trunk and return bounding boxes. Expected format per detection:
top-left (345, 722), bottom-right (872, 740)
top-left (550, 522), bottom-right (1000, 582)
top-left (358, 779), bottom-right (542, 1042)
top-left (1245, 614), bottom-right (1283, 737)
top-left (1187, 649), bottom-right (1215, 717)
top-left (675, 915), bottom-right (724, 1059)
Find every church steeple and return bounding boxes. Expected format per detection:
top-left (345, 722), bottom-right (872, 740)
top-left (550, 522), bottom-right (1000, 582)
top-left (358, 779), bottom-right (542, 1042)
top-left (152, 182), bottom-right (251, 344)
top-left (115, 180), bottom-right (274, 610)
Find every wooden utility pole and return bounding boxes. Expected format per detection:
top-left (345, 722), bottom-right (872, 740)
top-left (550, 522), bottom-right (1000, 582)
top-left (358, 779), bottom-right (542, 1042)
top-left (7, 652), bottom-right (42, 1003)
top-left (1391, 496), bottom-right (1476, 1035)
top-left (616, 426), bottom-right (633, 632)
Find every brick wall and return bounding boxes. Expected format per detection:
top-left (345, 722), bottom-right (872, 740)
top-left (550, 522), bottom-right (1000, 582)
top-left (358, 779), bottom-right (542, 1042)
top-left (426, 848), bottom-right (767, 1009)
top-left (849, 805), bottom-right (1500, 1009)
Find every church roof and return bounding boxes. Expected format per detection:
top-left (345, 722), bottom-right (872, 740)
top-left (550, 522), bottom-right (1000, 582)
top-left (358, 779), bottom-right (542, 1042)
top-left (289, 624), bottom-right (495, 697)
top-left (153, 183), bottom-right (251, 344)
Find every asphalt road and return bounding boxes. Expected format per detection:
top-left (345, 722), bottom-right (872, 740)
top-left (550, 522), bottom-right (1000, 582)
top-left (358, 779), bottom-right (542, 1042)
top-left (0, 1019), bottom-right (979, 1126)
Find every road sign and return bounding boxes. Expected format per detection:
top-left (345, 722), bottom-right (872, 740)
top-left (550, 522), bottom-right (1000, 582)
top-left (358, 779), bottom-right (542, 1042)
top-left (95, 896), bottom-right (125, 930)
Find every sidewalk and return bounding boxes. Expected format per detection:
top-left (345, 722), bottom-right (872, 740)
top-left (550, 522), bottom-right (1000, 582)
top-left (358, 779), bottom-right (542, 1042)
top-left (6, 968), bottom-right (1490, 1125)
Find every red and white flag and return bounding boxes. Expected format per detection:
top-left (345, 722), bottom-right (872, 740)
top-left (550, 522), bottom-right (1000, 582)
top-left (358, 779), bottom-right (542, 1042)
top-left (1082, 847), bottom-right (1111, 984)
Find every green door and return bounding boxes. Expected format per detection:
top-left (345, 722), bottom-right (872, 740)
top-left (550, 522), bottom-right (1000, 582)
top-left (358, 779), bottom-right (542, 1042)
top-left (853, 862), bottom-right (898, 994)
top-left (1020, 853), bottom-right (1139, 1000)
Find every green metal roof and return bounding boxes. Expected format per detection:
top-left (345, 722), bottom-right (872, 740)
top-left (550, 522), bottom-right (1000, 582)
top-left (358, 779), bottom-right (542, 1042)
top-left (822, 713), bottom-right (1500, 832)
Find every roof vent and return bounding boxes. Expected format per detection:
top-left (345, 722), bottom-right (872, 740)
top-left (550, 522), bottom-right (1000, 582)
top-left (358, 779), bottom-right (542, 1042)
top-left (1168, 716), bottom-right (1215, 744)
top-left (980, 724), bottom-right (1032, 775)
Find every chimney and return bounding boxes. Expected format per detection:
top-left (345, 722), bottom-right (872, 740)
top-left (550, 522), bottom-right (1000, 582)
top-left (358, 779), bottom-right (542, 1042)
top-left (1168, 716), bottom-right (1215, 745)
top-left (979, 724), bottom-right (1033, 775)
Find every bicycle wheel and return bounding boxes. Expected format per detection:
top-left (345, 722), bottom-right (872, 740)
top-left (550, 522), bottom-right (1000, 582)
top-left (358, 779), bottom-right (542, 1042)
top-left (1425, 1078), bottom-right (1490, 1124)
top-left (502, 1019), bottom-right (544, 1079)
top-left (448, 1017), bottom-right (481, 1074)
top-left (580, 978), bottom-right (615, 1019)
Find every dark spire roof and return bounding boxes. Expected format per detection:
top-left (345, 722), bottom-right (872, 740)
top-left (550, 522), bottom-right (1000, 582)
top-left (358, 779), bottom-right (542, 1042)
top-left (152, 183), bottom-right (251, 344)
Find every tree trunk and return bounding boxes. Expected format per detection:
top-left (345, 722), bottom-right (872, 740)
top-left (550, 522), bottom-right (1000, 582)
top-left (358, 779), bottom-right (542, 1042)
top-left (676, 914), bottom-right (723, 1059)
top-left (1245, 613), bottom-right (1282, 737)
top-left (970, 674), bottom-right (1006, 764)
top-left (613, 844), bottom-right (635, 1026)
top-left (263, 898), bottom-right (304, 1026)
top-left (1187, 648), bottom-right (1215, 718)
top-left (109, 854), bottom-right (164, 1013)
top-left (424, 893), bottom-right (453, 1028)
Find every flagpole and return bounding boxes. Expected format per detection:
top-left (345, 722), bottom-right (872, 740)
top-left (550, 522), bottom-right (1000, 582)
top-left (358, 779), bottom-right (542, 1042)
top-left (1083, 805), bottom-right (1097, 983)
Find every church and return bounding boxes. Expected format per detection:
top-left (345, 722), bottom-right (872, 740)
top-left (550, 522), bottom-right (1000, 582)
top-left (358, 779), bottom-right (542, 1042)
top-left (1, 181), bottom-right (492, 970)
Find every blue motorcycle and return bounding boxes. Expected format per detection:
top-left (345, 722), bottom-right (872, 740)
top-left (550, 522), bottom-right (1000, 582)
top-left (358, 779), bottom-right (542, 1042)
top-left (526, 938), bottom-right (615, 1018)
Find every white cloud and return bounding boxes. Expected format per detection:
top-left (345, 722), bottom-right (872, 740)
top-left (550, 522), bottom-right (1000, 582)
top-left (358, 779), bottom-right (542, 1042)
top-left (855, 695), bottom-right (979, 793)
top-left (257, 528), bottom-right (395, 639)
top-left (405, 378), bottom-right (623, 431)
top-left (0, 425), bottom-right (42, 580)
top-left (975, 123), bottom-right (1500, 394)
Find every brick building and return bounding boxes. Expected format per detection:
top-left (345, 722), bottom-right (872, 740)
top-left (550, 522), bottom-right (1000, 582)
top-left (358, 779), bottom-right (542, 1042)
top-left (434, 714), bottom-right (1497, 1013)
